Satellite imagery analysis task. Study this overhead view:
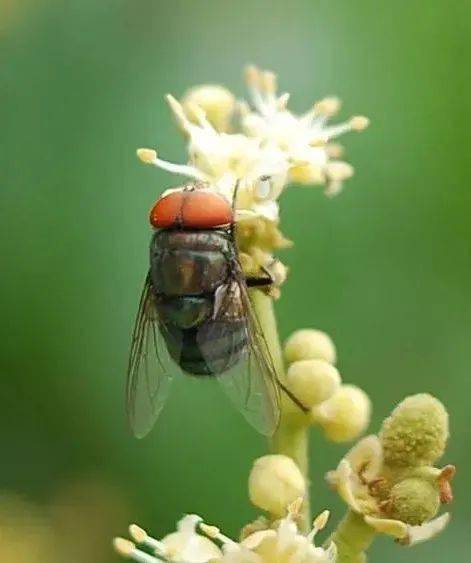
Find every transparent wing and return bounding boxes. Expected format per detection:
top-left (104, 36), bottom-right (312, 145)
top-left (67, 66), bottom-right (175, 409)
top-left (126, 273), bottom-right (180, 438)
top-left (196, 270), bottom-right (281, 436)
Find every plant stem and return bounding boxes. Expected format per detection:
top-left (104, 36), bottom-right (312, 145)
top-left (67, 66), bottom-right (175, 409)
top-left (327, 511), bottom-right (376, 563)
top-left (250, 289), bottom-right (311, 532)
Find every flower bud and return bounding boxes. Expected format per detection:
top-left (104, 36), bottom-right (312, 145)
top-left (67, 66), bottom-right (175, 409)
top-left (182, 85), bottom-right (235, 132)
top-left (388, 478), bottom-right (440, 525)
top-left (287, 360), bottom-right (341, 408)
top-left (248, 455), bottom-right (305, 517)
top-left (312, 385), bottom-right (371, 442)
top-left (284, 329), bottom-right (336, 365)
top-left (380, 394), bottom-right (449, 468)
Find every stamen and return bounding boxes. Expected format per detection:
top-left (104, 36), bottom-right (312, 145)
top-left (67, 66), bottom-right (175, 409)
top-left (244, 65), bottom-right (270, 116)
top-left (439, 465), bottom-right (456, 504)
top-left (325, 541), bottom-right (338, 561)
top-left (313, 97), bottom-right (341, 117)
top-left (186, 102), bottom-right (215, 132)
top-left (166, 94), bottom-right (192, 133)
top-left (136, 148), bottom-right (209, 182)
top-left (199, 523), bottom-right (238, 547)
top-left (261, 71), bottom-right (277, 95)
top-left (326, 143), bottom-right (344, 158)
top-left (245, 64), bottom-right (261, 88)
top-left (313, 510), bottom-right (330, 532)
top-left (129, 524), bottom-right (166, 555)
top-left (137, 148), bottom-right (157, 164)
top-left (113, 538), bottom-right (162, 563)
top-left (276, 93), bottom-right (290, 110)
top-left (325, 161), bottom-right (354, 181)
top-left (320, 115), bottom-right (369, 141)
top-left (349, 115), bottom-right (370, 131)
top-left (287, 497), bottom-right (304, 519)
top-left (307, 510), bottom-right (330, 541)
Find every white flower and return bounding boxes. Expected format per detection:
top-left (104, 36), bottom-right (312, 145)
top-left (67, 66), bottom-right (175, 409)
top-left (136, 66), bottom-right (369, 290)
top-left (114, 515), bottom-right (222, 562)
top-left (113, 504), bottom-right (336, 563)
top-left (138, 95), bottom-right (289, 223)
top-left (205, 502), bottom-right (336, 563)
top-left (241, 65), bottom-right (369, 196)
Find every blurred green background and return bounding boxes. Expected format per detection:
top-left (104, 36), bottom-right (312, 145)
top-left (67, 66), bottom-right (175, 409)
top-left (1, 1), bottom-right (470, 561)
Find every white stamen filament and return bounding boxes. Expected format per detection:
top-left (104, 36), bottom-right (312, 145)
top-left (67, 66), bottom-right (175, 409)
top-left (307, 510), bottom-right (330, 542)
top-left (321, 116), bottom-right (369, 140)
top-left (129, 524), bottom-right (166, 556)
top-left (186, 102), bottom-right (215, 132)
top-left (152, 156), bottom-right (209, 182)
top-left (113, 538), bottom-right (162, 563)
top-left (199, 523), bottom-right (238, 547)
top-left (166, 94), bottom-right (192, 133)
top-left (276, 92), bottom-right (290, 110)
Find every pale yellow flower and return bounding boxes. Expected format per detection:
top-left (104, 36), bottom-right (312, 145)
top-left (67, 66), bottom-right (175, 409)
top-left (114, 505), bottom-right (336, 563)
top-left (241, 65), bottom-right (369, 196)
top-left (326, 435), bottom-right (453, 546)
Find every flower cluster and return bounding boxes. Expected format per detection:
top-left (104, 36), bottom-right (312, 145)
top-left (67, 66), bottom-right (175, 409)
top-left (326, 394), bottom-right (454, 548)
top-left (114, 499), bottom-right (336, 563)
top-left (125, 66), bottom-right (454, 563)
top-left (283, 328), bottom-right (371, 442)
top-left (137, 65), bottom-right (368, 294)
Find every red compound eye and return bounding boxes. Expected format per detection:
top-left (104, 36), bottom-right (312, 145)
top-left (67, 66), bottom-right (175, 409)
top-left (150, 190), bottom-right (233, 229)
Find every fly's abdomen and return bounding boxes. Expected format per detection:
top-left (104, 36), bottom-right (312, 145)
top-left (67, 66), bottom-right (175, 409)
top-left (160, 319), bottom-right (248, 376)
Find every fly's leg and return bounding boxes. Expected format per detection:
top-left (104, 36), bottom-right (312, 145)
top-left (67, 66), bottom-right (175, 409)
top-left (246, 266), bottom-right (274, 288)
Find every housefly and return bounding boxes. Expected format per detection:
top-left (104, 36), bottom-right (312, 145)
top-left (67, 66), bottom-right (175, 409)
top-left (126, 183), bottom-right (305, 438)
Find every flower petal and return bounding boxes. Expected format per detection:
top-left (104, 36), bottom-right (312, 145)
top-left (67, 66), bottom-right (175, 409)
top-left (345, 435), bottom-right (383, 479)
top-left (400, 513), bottom-right (451, 547)
top-left (326, 460), bottom-right (363, 513)
top-left (363, 515), bottom-right (408, 539)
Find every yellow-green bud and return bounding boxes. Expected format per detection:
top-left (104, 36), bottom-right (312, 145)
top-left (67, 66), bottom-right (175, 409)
top-left (248, 455), bottom-right (305, 517)
top-left (182, 85), bottom-right (235, 132)
top-left (380, 394), bottom-right (449, 468)
top-left (287, 360), bottom-right (341, 408)
top-left (312, 385), bottom-right (371, 442)
top-left (388, 478), bottom-right (440, 525)
top-left (284, 329), bottom-right (336, 365)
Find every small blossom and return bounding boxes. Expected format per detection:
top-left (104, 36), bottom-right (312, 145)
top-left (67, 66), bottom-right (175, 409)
top-left (114, 515), bottom-right (222, 562)
top-left (284, 329), bottom-right (337, 365)
top-left (326, 394), bottom-right (455, 548)
top-left (312, 385), bottom-right (371, 443)
top-left (114, 505), bottom-right (337, 563)
top-left (286, 360), bottom-right (341, 408)
top-left (248, 455), bottom-right (306, 517)
top-left (136, 67), bottom-right (369, 293)
top-left (241, 65), bottom-right (369, 196)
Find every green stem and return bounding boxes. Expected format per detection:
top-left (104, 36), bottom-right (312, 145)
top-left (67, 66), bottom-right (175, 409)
top-left (250, 289), bottom-right (311, 532)
top-left (327, 511), bottom-right (376, 563)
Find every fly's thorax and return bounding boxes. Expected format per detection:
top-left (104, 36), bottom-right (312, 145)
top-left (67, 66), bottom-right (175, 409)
top-left (150, 229), bottom-right (235, 296)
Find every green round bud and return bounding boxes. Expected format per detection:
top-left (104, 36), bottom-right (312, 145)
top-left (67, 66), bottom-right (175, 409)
top-left (284, 329), bottom-right (336, 365)
top-left (389, 478), bottom-right (440, 525)
top-left (380, 394), bottom-right (449, 468)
